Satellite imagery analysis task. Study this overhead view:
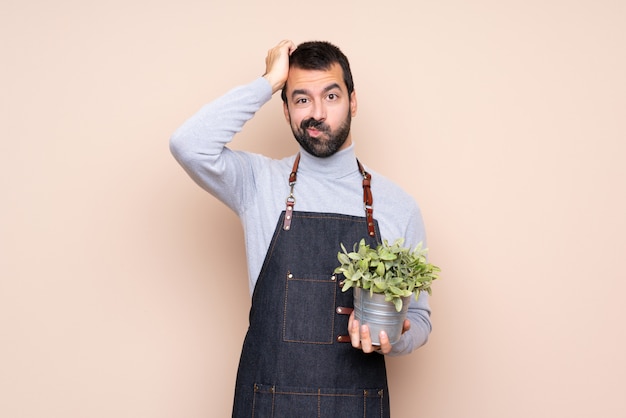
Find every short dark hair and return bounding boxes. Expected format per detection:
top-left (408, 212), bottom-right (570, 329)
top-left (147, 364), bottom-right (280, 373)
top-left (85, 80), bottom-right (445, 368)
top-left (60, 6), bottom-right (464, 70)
top-left (281, 41), bottom-right (354, 103)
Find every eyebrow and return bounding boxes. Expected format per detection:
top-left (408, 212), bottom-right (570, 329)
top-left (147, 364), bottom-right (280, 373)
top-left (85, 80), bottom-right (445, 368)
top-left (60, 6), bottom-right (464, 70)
top-left (291, 83), bottom-right (342, 100)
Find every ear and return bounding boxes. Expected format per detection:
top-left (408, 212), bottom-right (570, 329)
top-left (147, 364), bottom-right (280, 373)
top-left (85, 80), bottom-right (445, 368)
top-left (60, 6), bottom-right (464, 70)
top-left (283, 101), bottom-right (291, 124)
top-left (350, 90), bottom-right (358, 117)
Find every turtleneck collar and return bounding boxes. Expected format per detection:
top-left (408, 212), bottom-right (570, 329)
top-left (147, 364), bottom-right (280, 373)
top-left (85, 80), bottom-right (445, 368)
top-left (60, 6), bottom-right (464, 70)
top-left (297, 143), bottom-right (359, 179)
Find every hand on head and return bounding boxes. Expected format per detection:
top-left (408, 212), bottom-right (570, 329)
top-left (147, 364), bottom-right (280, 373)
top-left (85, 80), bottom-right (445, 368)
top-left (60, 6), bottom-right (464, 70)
top-left (263, 40), bottom-right (297, 94)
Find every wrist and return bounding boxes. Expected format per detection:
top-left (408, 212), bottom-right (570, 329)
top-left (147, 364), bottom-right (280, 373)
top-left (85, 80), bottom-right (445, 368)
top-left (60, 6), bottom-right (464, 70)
top-left (262, 73), bottom-right (284, 94)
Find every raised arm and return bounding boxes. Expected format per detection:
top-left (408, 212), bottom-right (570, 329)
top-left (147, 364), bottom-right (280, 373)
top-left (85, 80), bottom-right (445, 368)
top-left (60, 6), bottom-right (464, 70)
top-left (169, 40), bottom-right (296, 213)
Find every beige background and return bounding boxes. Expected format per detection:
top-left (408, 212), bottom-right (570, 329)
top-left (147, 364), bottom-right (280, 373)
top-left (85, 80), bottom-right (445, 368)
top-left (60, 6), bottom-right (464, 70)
top-left (1, 0), bottom-right (625, 417)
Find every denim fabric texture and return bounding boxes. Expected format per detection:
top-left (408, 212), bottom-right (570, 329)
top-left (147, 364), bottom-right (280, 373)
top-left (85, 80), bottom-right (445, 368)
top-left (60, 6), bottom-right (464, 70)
top-left (232, 210), bottom-right (390, 418)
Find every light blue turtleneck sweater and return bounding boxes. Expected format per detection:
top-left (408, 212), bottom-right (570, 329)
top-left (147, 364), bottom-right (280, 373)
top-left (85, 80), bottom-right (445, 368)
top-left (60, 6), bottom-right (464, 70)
top-left (170, 77), bottom-right (431, 355)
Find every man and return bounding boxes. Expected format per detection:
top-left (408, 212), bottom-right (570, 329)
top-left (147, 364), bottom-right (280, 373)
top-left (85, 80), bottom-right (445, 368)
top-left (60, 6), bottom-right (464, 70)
top-left (170, 39), bottom-right (432, 417)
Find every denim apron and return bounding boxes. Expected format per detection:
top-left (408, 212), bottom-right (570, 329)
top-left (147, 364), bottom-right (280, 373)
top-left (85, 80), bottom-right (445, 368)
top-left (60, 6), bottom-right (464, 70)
top-left (232, 155), bottom-right (390, 418)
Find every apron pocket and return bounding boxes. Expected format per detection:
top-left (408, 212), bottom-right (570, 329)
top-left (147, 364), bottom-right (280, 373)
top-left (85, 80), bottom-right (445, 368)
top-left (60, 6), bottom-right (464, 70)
top-left (252, 383), bottom-right (385, 418)
top-left (283, 272), bottom-right (336, 344)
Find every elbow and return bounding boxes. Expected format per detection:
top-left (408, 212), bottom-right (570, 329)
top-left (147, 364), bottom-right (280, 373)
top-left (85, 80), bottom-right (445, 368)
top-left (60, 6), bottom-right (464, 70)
top-left (169, 128), bottom-right (187, 162)
top-left (169, 127), bottom-right (203, 170)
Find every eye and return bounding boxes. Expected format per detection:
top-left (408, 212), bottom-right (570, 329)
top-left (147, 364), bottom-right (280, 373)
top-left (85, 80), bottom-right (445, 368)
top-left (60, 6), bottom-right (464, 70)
top-left (295, 97), bottom-right (309, 105)
top-left (327, 93), bottom-right (338, 101)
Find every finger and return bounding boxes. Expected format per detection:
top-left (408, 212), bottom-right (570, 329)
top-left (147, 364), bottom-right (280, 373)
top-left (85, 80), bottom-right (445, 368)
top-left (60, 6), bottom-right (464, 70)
top-left (402, 319), bottom-right (411, 334)
top-left (275, 39), bottom-right (296, 57)
top-left (349, 316), bottom-right (361, 348)
top-left (360, 324), bottom-right (375, 353)
top-left (378, 330), bottom-right (391, 355)
top-left (266, 40), bottom-right (290, 63)
top-left (286, 40), bottom-right (297, 55)
top-left (276, 39), bottom-right (296, 52)
top-left (277, 39), bottom-right (293, 47)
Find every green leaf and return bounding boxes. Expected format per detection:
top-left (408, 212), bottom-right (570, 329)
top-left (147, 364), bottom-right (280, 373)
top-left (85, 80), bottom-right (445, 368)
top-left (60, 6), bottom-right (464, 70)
top-left (375, 262), bottom-right (385, 277)
top-left (348, 252), bottom-right (361, 260)
top-left (358, 259), bottom-right (368, 271)
top-left (389, 285), bottom-right (403, 295)
top-left (373, 277), bottom-right (387, 290)
top-left (379, 250), bottom-right (396, 261)
top-left (337, 252), bottom-right (351, 265)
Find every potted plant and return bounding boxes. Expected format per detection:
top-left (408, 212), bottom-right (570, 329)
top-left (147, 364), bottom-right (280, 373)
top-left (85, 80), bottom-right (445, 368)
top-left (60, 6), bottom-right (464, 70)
top-left (334, 238), bottom-right (440, 345)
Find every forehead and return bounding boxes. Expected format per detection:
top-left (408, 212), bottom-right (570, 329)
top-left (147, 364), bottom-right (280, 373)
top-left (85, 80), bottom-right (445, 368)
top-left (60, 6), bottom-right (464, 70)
top-left (285, 63), bottom-right (346, 95)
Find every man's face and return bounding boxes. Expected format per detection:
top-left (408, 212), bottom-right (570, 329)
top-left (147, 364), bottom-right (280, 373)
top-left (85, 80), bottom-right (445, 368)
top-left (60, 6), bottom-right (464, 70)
top-left (283, 63), bottom-right (357, 158)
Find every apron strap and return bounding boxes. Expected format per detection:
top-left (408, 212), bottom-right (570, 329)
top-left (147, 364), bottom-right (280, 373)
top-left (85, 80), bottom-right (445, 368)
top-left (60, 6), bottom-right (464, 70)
top-left (282, 154), bottom-right (300, 231)
top-left (356, 159), bottom-right (376, 239)
top-left (283, 153), bottom-right (377, 240)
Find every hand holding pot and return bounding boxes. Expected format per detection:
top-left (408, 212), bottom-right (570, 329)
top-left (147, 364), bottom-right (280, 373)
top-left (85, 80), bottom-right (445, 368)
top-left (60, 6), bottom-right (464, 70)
top-left (348, 313), bottom-right (411, 355)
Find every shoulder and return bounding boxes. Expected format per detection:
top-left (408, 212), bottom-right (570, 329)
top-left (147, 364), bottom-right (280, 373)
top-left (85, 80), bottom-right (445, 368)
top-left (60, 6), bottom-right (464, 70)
top-left (231, 151), bottom-right (299, 189)
top-left (367, 167), bottom-right (420, 208)
top-left (365, 166), bottom-right (426, 247)
top-left (233, 151), bottom-right (297, 173)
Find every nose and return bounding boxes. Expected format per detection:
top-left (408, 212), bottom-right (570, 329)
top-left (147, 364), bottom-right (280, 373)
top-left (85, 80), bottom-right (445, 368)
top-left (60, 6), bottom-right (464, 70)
top-left (310, 101), bottom-right (326, 121)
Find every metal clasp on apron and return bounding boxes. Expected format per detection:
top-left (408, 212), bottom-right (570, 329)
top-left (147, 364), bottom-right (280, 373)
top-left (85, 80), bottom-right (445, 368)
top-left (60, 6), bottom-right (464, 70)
top-left (282, 154), bottom-right (300, 231)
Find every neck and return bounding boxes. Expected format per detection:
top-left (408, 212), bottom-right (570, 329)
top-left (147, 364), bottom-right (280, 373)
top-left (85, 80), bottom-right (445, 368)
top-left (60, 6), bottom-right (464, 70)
top-left (298, 142), bottom-right (359, 179)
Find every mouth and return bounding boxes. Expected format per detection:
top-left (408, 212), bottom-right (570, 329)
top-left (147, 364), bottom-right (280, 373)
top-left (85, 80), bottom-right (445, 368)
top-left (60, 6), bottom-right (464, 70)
top-left (307, 127), bottom-right (323, 137)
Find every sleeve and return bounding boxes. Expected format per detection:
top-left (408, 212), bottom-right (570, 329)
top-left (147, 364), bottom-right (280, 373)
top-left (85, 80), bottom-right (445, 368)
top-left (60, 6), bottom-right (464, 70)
top-left (387, 203), bottom-right (433, 356)
top-left (169, 77), bottom-right (273, 214)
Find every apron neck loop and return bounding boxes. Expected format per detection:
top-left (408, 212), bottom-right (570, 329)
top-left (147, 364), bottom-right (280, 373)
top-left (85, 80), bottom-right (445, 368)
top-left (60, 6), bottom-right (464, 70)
top-left (282, 153), bottom-right (377, 240)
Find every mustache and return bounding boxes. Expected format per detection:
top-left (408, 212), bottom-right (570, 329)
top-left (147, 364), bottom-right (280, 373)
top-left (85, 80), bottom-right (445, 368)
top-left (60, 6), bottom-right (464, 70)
top-left (300, 118), bottom-right (329, 132)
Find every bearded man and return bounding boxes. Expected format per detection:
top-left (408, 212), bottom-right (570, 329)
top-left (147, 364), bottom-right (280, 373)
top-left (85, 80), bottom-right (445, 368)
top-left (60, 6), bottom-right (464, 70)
top-left (170, 39), bottom-right (432, 417)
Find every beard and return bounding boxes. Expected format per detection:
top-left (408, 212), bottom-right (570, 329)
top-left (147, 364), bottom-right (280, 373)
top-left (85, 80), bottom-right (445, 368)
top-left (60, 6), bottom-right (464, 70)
top-left (289, 111), bottom-right (352, 158)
